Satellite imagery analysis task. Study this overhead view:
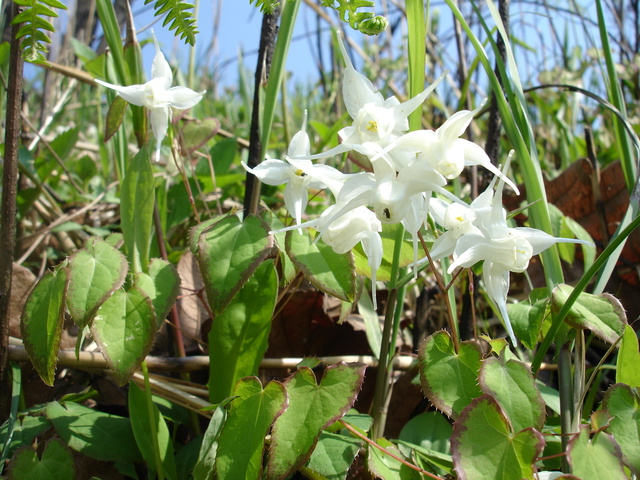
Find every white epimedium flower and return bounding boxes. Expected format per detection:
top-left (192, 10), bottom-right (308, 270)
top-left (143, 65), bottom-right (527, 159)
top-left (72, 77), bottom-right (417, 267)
top-left (242, 114), bottom-right (347, 227)
top-left (301, 35), bottom-right (444, 165)
top-left (446, 157), bottom-right (590, 344)
top-left (386, 101), bottom-right (520, 193)
top-left (95, 30), bottom-right (205, 161)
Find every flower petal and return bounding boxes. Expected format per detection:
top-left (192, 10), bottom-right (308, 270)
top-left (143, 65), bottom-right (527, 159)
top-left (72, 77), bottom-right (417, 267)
top-left (168, 86), bottom-right (205, 110)
top-left (149, 107), bottom-right (170, 160)
top-left (483, 261), bottom-right (517, 344)
top-left (151, 30), bottom-right (173, 89)
top-left (95, 80), bottom-right (146, 107)
top-left (241, 159), bottom-right (292, 186)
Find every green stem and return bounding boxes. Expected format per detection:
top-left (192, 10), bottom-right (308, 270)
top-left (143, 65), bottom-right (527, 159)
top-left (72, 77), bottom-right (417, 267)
top-left (406, 0), bottom-right (426, 132)
top-left (558, 346), bottom-right (573, 473)
top-left (371, 225), bottom-right (405, 438)
top-left (141, 361), bottom-right (165, 480)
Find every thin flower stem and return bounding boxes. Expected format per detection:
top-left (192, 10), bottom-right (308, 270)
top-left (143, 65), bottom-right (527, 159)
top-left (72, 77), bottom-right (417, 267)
top-left (418, 231), bottom-right (460, 352)
top-left (169, 130), bottom-right (201, 223)
top-left (141, 360), bottom-right (165, 480)
top-left (371, 225), bottom-right (405, 438)
top-left (340, 421), bottom-right (445, 479)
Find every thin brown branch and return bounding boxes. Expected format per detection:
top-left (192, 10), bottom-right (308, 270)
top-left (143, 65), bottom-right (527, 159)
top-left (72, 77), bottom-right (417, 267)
top-left (0, 2), bottom-right (26, 417)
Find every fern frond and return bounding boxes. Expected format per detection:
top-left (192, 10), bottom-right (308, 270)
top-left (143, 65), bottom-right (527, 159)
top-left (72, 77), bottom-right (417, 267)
top-left (12, 0), bottom-right (67, 64)
top-left (249, 0), bottom-right (281, 14)
top-left (321, 0), bottom-right (388, 35)
top-left (144, 0), bottom-right (198, 46)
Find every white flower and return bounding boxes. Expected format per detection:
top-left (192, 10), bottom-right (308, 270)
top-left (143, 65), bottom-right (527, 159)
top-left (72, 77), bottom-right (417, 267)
top-left (301, 35), bottom-right (444, 164)
top-left (95, 30), bottom-right (205, 161)
top-left (446, 157), bottom-right (589, 344)
top-left (242, 113), bottom-right (346, 227)
top-left (387, 102), bottom-right (520, 193)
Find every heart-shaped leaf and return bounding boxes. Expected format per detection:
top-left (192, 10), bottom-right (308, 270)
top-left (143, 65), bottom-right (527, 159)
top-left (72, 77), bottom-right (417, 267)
top-left (552, 284), bottom-right (627, 344)
top-left (419, 331), bottom-right (483, 418)
top-left (197, 214), bottom-right (274, 315)
top-left (603, 384), bottom-right (640, 475)
top-left (216, 377), bottom-right (288, 480)
top-left (479, 356), bottom-right (546, 431)
top-left (46, 401), bottom-right (141, 463)
top-left (20, 267), bottom-right (70, 386)
top-left (305, 431), bottom-right (363, 480)
top-left (135, 258), bottom-right (181, 328)
top-left (90, 286), bottom-right (156, 385)
top-left (567, 424), bottom-right (627, 480)
top-left (208, 260), bottom-right (277, 403)
top-left (66, 237), bottom-right (128, 328)
top-left (285, 229), bottom-right (356, 302)
top-left (266, 363), bottom-right (366, 479)
top-left (451, 395), bottom-right (545, 480)
top-left (8, 438), bottom-right (74, 480)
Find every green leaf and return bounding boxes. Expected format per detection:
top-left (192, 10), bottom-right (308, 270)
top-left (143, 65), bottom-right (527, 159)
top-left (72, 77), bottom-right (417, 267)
top-left (208, 260), bottom-right (277, 403)
top-left (479, 357), bottom-right (545, 432)
top-left (418, 331), bottom-right (483, 419)
top-left (128, 383), bottom-right (177, 480)
top-left (12, 0), bottom-right (67, 64)
top-left (104, 95), bottom-right (128, 142)
top-left (197, 214), bottom-right (274, 315)
top-left (305, 431), bottom-right (363, 480)
top-left (367, 437), bottom-right (421, 480)
top-left (179, 117), bottom-right (220, 155)
top-left (120, 147), bottom-right (155, 273)
top-left (66, 237), bottom-right (128, 329)
top-left (90, 287), bottom-right (157, 386)
top-left (0, 409), bottom-right (51, 460)
top-left (352, 223), bottom-right (414, 282)
top-left (285, 229), bottom-right (356, 302)
top-left (144, 0), bottom-right (198, 45)
top-left (357, 287), bottom-right (382, 359)
top-left (46, 401), bottom-right (140, 462)
top-left (8, 438), bottom-right (74, 480)
top-left (552, 284), bottom-right (627, 344)
top-left (451, 395), bottom-right (545, 480)
top-left (207, 138), bottom-right (238, 176)
top-left (567, 424), bottom-right (627, 480)
top-left (20, 267), bottom-right (70, 386)
top-left (616, 325), bottom-right (640, 386)
top-left (603, 384), bottom-right (640, 475)
top-left (135, 258), bottom-right (181, 328)
top-left (215, 377), bottom-right (287, 480)
top-left (507, 299), bottom-right (547, 350)
top-left (266, 363), bottom-right (367, 478)
top-left (399, 411), bottom-right (452, 456)
top-left (193, 397), bottom-right (234, 480)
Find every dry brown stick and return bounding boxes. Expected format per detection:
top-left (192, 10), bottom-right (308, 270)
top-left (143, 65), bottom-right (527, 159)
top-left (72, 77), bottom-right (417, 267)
top-left (0, 2), bottom-right (26, 418)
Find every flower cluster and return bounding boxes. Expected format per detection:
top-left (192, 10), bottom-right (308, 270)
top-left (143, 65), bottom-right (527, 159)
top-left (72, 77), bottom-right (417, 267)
top-left (245, 36), bottom-right (585, 344)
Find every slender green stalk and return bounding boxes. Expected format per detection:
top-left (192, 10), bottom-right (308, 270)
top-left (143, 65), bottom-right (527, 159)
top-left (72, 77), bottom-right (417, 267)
top-left (371, 225), bottom-right (405, 438)
top-left (260, 0), bottom-right (301, 154)
top-left (406, 0), bottom-right (426, 132)
top-left (141, 361), bottom-right (165, 480)
top-left (187, 0), bottom-right (201, 89)
top-left (557, 346), bottom-right (573, 472)
top-left (594, 0), bottom-right (636, 192)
